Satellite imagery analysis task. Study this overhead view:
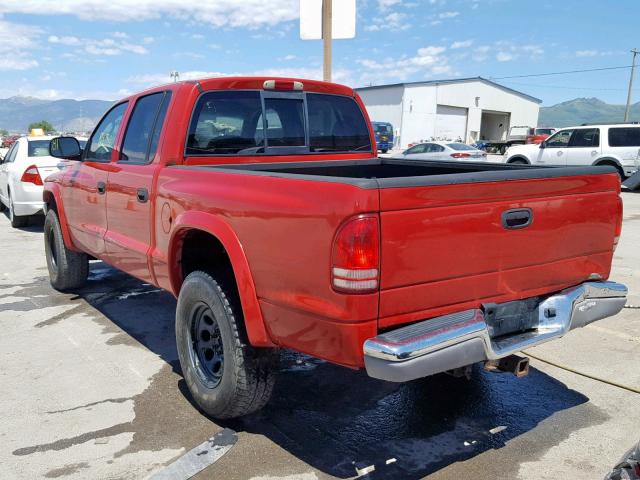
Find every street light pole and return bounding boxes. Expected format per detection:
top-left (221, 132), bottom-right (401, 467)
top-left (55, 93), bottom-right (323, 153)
top-left (322, 0), bottom-right (332, 82)
top-left (624, 49), bottom-right (639, 122)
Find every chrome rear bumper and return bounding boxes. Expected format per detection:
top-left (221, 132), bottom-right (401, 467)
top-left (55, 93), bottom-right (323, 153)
top-left (364, 281), bottom-right (627, 382)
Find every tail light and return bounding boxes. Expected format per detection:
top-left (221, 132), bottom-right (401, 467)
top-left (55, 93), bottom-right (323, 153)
top-left (21, 165), bottom-right (43, 186)
top-left (450, 153), bottom-right (471, 158)
top-left (332, 215), bottom-right (380, 293)
top-left (613, 195), bottom-right (623, 251)
top-left (263, 79), bottom-right (303, 91)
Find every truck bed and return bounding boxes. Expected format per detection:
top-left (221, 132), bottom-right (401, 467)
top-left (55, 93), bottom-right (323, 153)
top-left (197, 158), bottom-right (618, 189)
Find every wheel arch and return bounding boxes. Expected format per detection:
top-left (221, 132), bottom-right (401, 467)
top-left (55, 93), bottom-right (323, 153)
top-left (593, 157), bottom-right (625, 177)
top-left (507, 155), bottom-right (531, 164)
top-left (43, 185), bottom-right (81, 252)
top-left (168, 211), bottom-right (274, 347)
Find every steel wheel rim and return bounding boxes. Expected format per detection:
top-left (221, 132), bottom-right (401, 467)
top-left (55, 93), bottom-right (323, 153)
top-left (188, 302), bottom-right (224, 388)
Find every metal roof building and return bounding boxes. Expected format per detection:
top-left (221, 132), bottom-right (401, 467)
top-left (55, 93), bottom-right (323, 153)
top-left (356, 77), bottom-right (541, 149)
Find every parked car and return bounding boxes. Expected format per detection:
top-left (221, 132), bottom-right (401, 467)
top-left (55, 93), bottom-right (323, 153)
top-left (526, 127), bottom-right (556, 144)
top-left (1, 135), bottom-right (20, 149)
top-left (0, 134), bottom-right (64, 227)
top-left (393, 141), bottom-right (487, 161)
top-left (371, 121), bottom-right (393, 153)
top-left (503, 123), bottom-right (640, 178)
top-left (43, 76), bottom-right (626, 420)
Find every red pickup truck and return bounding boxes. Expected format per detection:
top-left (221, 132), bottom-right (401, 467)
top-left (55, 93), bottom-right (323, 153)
top-left (43, 77), bottom-right (627, 419)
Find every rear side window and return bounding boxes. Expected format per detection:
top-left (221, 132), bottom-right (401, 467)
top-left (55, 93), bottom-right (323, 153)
top-left (27, 140), bottom-right (51, 157)
top-left (569, 128), bottom-right (600, 148)
top-left (307, 94), bottom-right (371, 152)
top-left (86, 102), bottom-right (128, 161)
top-left (608, 127), bottom-right (640, 147)
top-left (186, 91), bottom-right (263, 155)
top-left (120, 91), bottom-right (171, 164)
top-left (546, 129), bottom-right (573, 148)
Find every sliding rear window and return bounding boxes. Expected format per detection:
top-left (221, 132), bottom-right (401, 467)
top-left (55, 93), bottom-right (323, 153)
top-left (186, 90), bottom-right (371, 156)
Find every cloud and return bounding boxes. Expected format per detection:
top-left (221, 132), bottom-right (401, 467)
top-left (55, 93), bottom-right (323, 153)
top-left (378, 0), bottom-right (402, 11)
top-left (438, 11), bottom-right (459, 19)
top-left (451, 40), bottom-right (473, 49)
top-left (365, 12), bottom-right (410, 31)
top-left (112, 31), bottom-right (129, 39)
top-left (0, 20), bottom-right (41, 70)
top-left (49, 35), bottom-right (149, 56)
top-left (576, 50), bottom-right (598, 57)
top-left (0, 0), bottom-right (299, 29)
top-left (496, 51), bottom-right (513, 62)
top-left (356, 45), bottom-right (452, 85)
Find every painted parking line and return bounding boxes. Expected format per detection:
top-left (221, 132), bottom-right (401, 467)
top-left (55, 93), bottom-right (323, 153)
top-left (149, 428), bottom-right (237, 480)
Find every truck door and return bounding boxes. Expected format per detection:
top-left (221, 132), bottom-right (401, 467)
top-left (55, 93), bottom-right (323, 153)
top-left (104, 91), bottom-right (171, 283)
top-left (65, 102), bottom-right (128, 257)
top-left (566, 128), bottom-right (601, 167)
top-left (532, 129), bottom-right (573, 165)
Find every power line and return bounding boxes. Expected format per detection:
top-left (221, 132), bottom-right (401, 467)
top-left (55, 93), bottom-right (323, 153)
top-left (499, 79), bottom-right (639, 92)
top-left (490, 64), bottom-right (633, 80)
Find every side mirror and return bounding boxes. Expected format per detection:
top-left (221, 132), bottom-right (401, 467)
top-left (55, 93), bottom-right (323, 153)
top-left (50, 136), bottom-right (81, 160)
top-left (539, 140), bottom-right (547, 149)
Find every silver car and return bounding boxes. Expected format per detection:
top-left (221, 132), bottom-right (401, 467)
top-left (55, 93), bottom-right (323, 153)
top-left (393, 141), bottom-right (487, 161)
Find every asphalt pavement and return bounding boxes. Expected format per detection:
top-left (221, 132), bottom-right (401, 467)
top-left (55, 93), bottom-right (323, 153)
top-left (0, 193), bottom-right (639, 480)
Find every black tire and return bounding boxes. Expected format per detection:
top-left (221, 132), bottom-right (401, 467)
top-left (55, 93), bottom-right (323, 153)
top-left (176, 271), bottom-right (279, 419)
top-left (597, 162), bottom-right (625, 181)
top-left (44, 209), bottom-right (89, 291)
top-left (508, 158), bottom-right (528, 165)
top-left (8, 192), bottom-right (29, 228)
top-left (381, 149), bottom-right (388, 154)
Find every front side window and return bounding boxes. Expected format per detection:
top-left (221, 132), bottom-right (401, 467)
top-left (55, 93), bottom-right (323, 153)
top-left (609, 127), bottom-right (640, 147)
top-left (120, 92), bottom-right (171, 164)
top-left (28, 140), bottom-right (52, 157)
top-left (546, 129), bottom-right (573, 148)
top-left (307, 93), bottom-right (371, 152)
top-left (569, 128), bottom-right (600, 148)
top-left (86, 102), bottom-right (128, 161)
top-left (186, 91), bottom-right (263, 155)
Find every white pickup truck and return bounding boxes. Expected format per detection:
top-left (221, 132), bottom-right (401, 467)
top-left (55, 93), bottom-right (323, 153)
top-left (503, 123), bottom-right (640, 178)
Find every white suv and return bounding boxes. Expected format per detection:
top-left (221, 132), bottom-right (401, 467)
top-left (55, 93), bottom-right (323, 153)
top-left (503, 124), bottom-right (640, 178)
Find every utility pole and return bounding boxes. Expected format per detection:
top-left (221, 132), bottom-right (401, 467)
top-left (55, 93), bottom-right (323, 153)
top-left (170, 71), bottom-right (180, 83)
top-left (624, 48), bottom-right (639, 122)
top-left (322, 0), bottom-right (332, 82)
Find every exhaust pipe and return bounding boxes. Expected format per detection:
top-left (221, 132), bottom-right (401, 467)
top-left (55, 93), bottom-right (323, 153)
top-left (485, 354), bottom-right (530, 378)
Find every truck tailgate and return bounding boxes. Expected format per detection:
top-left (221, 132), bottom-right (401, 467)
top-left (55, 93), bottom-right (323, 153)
top-left (378, 172), bottom-right (621, 328)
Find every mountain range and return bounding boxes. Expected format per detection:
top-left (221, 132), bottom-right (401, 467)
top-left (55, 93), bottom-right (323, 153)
top-left (538, 97), bottom-right (640, 127)
top-left (0, 95), bottom-right (639, 134)
top-left (0, 96), bottom-right (112, 133)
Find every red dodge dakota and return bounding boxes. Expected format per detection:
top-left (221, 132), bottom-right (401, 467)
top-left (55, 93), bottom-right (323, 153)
top-left (43, 77), bottom-right (627, 419)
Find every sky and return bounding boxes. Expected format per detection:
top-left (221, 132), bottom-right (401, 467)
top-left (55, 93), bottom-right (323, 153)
top-left (0, 0), bottom-right (638, 106)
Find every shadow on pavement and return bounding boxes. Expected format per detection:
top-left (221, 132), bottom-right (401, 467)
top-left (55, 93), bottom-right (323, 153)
top-left (71, 263), bottom-right (591, 479)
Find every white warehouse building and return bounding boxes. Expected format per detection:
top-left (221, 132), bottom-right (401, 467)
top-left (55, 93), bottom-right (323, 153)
top-left (356, 77), bottom-right (541, 149)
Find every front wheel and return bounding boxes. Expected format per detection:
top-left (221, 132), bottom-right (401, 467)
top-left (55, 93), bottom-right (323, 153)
top-left (508, 158), bottom-right (528, 165)
top-left (44, 209), bottom-right (89, 291)
top-left (380, 149), bottom-right (388, 154)
top-left (176, 271), bottom-right (279, 419)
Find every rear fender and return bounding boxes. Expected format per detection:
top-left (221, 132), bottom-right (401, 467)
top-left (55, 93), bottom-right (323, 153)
top-left (43, 185), bottom-right (81, 252)
top-left (169, 210), bottom-right (273, 347)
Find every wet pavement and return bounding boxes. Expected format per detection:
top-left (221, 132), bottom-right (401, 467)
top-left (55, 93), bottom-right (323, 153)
top-left (1, 194), bottom-right (639, 480)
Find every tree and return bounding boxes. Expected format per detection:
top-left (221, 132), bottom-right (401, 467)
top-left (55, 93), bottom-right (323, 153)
top-left (28, 120), bottom-right (55, 134)
top-left (0, 128), bottom-right (8, 137)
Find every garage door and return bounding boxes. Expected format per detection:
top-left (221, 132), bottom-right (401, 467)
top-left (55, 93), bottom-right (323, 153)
top-left (435, 105), bottom-right (467, 142)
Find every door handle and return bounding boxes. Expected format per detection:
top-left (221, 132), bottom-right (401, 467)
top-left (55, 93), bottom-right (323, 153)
top-left (502, 208), bottom-right (533, 230)
top-left (97, 181), bottom-right (106, 194)
top-left (557, 151), bottom-right (563, 156)
top-left (136, 187), bottom-right (149, 203)
top-left (591, 150), bottom-right (598, 156)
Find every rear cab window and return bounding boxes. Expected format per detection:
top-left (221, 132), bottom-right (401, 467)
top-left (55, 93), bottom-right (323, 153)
top-left (186, 90), bottom-right (371, 156)
top-left (608, 127), bottom-right (640, 147)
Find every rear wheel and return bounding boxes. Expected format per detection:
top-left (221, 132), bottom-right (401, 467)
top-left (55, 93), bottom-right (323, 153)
top-left (176, 271), bottom-right (279, 419)
top-left (8, 192), bottom-right (28, 228)
top-left (44, 209), bottom-right (89, 291)
top-left (381, 149), bottom-right (388, 154)
top-left (508, 158), bottom-right (528, 165)
top-left (597, 162), bottom-right (625, 181)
